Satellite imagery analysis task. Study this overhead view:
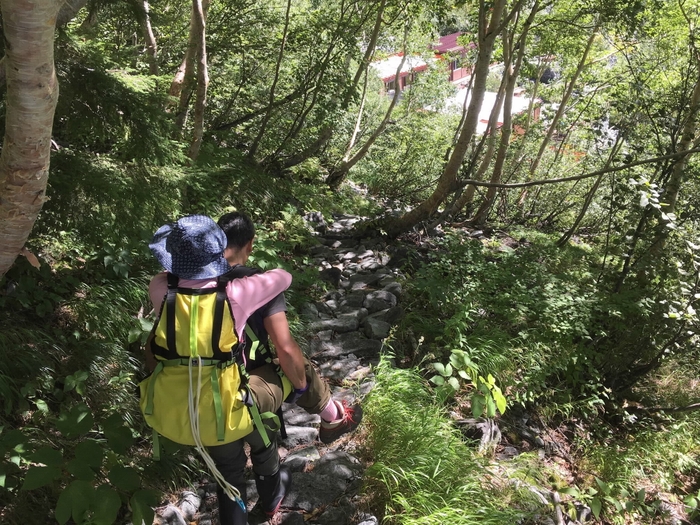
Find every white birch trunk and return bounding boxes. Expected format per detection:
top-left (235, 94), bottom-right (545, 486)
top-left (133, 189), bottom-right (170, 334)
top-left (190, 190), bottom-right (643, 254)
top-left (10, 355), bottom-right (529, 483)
top-left (0, 0), bottom-right (62, 279)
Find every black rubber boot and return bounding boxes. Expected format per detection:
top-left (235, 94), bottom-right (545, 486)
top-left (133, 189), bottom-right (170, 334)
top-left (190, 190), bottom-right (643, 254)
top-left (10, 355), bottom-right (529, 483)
top-left (216, 483), bottom-right (248, 525)
top-left (254, 464), bottom-right (292, 517)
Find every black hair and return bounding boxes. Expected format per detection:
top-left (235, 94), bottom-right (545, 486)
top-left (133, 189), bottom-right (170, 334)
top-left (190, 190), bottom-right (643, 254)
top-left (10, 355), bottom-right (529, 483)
top-left (217, 211), bottom-right (256, 249)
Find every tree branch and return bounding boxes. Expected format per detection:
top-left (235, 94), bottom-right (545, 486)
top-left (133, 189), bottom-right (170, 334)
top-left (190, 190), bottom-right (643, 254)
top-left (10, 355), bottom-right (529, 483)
top-left (458, 147), bottom-right (700, 189)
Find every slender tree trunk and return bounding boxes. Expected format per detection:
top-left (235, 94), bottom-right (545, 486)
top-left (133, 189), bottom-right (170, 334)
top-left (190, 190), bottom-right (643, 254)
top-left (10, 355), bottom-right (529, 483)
top-left (556, 135), bottom-right (624, 246)
top-left (248, 0), bottom-right (293, 159)
top-left (326, 24), bottom-right (411, 189)
top-left (384, 0), bottom-right (510, 236)
top-left (517, 19), bottom-right (600, 206)
top-left (649, 69), bottom-right (700, 254)
top-left (171, 1), bottom-right (209, 134)
top-left (0, 0), bottom-right (62, 279)
top-left (187, 0), bottom-right (209, 161)
top-left (283, 0), bottom-right (386, 169)
top-left (471, 1), bottom-right (539, 225)
top-left (343, 0), bottom-right (386, 109)
top-left (448, 73), bottom-right (508, 217)
top-left (344, 70), bottom-right (370, 156)
top-left (140, 0), bottom-right (159, 75)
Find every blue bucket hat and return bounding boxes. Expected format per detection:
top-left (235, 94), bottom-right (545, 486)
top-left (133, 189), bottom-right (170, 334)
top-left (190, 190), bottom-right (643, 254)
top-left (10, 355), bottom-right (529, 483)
top-left (149, 215), bottom-right (231, 279)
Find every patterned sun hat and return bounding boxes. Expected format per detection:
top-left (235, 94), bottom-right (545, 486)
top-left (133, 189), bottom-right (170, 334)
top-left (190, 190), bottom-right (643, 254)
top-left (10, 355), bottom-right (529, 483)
top-left (149, 215), bottom-right (231, 279)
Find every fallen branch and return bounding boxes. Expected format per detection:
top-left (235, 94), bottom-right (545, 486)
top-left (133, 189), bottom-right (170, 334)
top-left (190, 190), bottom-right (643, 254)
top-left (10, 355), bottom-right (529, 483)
top-left (458, 147), bottom-right (700, 189)
top-left (627, 402), bottom-right (700, 414)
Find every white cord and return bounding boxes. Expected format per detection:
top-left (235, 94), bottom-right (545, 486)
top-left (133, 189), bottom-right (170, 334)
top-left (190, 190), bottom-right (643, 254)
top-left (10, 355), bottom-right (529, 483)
top-left (188, 358), bottom-right (244, 506)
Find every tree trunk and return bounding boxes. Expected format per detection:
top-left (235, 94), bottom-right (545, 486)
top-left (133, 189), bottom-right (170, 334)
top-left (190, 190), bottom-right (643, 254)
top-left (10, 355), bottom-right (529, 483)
top-left (248, 0), bottom-right (292, 159)
top-left (344, 70), bottom-right (370, 156)
top-left (0, 0), bottom-right (88, 88)
top-left (517, 19), bottom-right (600, 206)
top-left (556, 135), bottom-right (624, 246)
top-left (326, 23), bottom-right (411, 189)
top-left (649, 69), bottom-right (700, 254)
top-left (448, 73), bottom-right (508, 217)
top-left (140, 0), bottom-right (159, 75)
top-left (282, 0), bottom-right (387, 170)
top-left (384, 0), bottom-right (510, 236)
top-left (187, 0), bottom-right (209, 161)
top-left (471, 1), bottom-right (538, 225)
top-left (0, 0), bottom-right (62, 279)
top-left (170, 1), bottom-right (209, 134)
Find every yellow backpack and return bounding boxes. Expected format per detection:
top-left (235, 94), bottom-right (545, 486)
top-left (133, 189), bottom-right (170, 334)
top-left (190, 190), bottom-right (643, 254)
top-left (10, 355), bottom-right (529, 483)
top-left (139, 273), bottom-right (274, 450)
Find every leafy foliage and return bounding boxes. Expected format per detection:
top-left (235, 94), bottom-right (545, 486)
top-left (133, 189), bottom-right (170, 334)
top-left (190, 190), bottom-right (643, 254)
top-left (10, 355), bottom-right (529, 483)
top-left (362, 357), bottom-right (535, 524)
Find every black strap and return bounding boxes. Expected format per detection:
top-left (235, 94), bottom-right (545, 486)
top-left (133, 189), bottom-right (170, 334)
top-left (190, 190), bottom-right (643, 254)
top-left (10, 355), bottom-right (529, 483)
top-left (276, 406), bottom-right (287, 440)
top-left (211, 280), bottom-right (229, 361)
top-left (165, 273), bottom-right (179, 358)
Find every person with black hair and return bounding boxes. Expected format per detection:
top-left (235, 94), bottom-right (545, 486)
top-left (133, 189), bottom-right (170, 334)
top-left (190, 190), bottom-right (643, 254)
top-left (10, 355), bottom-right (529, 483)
top-left (215, 211), bottom-right (363, 511)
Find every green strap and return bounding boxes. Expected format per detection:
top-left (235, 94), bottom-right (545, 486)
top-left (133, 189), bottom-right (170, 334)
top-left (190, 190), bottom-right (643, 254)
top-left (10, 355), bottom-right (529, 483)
top-left (152, 429), bottom-right (161, 461)
top-left (259, 411), bottom-right (281, 433)
top-left (247, 392), bottom-right (273, 448)
top-left (210, 366), bottom-right (225, 442)
top-left (189, 296), bottom-right (200, 358)
top-left (245, 324), bottom-right (260, 361)
top-left (144, 362), bottom-right (164, 415)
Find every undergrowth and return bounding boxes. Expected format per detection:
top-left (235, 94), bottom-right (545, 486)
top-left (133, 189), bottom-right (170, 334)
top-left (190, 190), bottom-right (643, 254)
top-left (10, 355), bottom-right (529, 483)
top-left (362, 358), bottom-right (542, 524)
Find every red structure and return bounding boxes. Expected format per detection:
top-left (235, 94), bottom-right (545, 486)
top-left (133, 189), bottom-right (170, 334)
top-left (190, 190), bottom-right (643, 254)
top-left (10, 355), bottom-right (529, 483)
top-left (433, 32), bottom-right (472, 82)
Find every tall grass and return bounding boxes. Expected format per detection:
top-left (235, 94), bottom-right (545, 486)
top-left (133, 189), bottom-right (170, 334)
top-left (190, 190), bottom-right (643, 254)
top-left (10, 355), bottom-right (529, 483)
top-left (362, 358), bottom-right (543, 524)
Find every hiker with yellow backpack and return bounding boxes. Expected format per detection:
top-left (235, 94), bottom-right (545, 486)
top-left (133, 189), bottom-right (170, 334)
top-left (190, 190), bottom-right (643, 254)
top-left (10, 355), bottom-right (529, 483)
top-left (140, 214), bottom-right (361, 525)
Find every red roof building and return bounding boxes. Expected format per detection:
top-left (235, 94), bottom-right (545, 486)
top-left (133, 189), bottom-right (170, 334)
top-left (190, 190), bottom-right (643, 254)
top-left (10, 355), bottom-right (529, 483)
top-left (433, 32), bottom-right (472, 83)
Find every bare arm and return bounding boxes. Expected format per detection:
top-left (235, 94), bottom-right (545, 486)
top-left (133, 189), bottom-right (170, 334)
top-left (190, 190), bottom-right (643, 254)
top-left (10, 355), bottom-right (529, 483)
top-left (263, 311), bottom-right (307, 391)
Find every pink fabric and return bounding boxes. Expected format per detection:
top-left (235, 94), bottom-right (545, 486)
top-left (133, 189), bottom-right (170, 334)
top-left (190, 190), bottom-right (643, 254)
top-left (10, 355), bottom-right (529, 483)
top-left (149, 269), bottom-right (292, 340)
top-left (319, 399), bottom-right (340, 423)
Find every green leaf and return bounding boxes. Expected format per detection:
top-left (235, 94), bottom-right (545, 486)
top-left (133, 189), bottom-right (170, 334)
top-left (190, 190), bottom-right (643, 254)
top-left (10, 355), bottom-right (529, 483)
top-left (432, 362), bottom-right (446, 375)
top-left (429, 375), bottom-right (445, 386)
top-left (130, 489), bottom-right (159, 525)
top-left (67, 459), bottom-right (96, 481)
top-left (55, 486), bottom-right (72, 525)
top-left (64, 375), bottom-right (76, 392)
top-left (1, 429), bottom-right (28, 449)
top-left (471, 394), bottom-right (485, 418)
top-left (109, 466), bottom-right (141, 491)
top-left (56, 403), bottom-right (94, 438)
top-left (447, 377), bottom-right (460, 392)
top-left (590, 497), bottom-right (602, 519)
top-left (684, 495), bottom-right (698, 509)
top-left (595, 477), bottom-right (610, 495)
top-left (457, 370), bottom-right (470, 380)
top-left (0, 464), bottom-right (6, 488)
top-left (31, 446), bottom-right (63, 467)
top-left (103, 414), bottom-right (135, 455)
top-left (93, 485), bottom-right (122, 525)
top-left (75, 440), bottom-right (103, 468)
top-left (493, 389), bottom-right (507, 414)
top-left (128, 327), bottom-right (142, 344)
top-left (34, 399), bottom-right (50, 414)
top-left (636, 488), bottom-right (646, 502)
top-left (443, 363), bottom-right (453, 377)
top-left (486, 395), bottom-right (496, 418)
top-left (60, 480), bottom-right (93, 523)
top-left (560, 487), bottom-right (580, 496)
top-left (21, 465), bottom-right (61, 490)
